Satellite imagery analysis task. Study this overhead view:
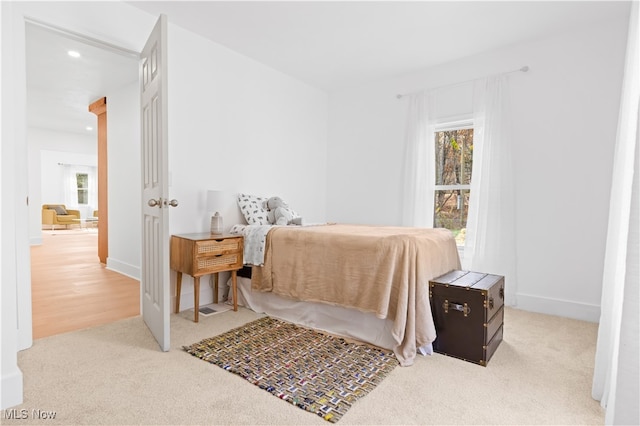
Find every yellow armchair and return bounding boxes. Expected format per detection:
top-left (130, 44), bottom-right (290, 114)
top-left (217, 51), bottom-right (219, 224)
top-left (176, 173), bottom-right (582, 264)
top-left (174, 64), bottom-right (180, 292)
top-left (42, 204), bottom-right (81, 230)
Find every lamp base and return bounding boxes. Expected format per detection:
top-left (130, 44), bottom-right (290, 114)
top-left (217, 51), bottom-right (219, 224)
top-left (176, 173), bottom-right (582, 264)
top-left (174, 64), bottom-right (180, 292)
top-left (210, 214), bottom-right (223, 234)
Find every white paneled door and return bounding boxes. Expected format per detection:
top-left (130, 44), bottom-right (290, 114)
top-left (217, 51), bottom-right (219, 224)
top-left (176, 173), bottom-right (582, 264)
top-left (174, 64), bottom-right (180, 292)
top-left (141, 15), bottom-right (171, 351)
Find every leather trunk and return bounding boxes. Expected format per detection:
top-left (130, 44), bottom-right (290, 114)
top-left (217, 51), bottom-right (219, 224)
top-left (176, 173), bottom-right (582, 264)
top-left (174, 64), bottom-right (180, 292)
top-left (429, 270), bottom-right (505, 366)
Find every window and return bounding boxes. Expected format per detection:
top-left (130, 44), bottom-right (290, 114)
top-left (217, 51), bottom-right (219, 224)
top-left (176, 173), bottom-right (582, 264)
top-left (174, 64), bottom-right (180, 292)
top-left (76, 173), bottom-right (89, 205)
top-left (433, 123), bottom-right (474, 246)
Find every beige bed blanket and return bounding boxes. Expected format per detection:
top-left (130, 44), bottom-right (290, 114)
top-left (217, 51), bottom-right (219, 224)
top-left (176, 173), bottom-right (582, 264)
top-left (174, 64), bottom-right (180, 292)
top-left (251, 224), bottom-right (461, 366)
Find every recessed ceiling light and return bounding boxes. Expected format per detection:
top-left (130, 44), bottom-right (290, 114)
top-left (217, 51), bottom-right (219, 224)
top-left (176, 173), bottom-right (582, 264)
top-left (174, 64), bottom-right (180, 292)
top-left (68, 50), bottom-right (81, 58)
top-left (86, 126), bottom-right (93, 131)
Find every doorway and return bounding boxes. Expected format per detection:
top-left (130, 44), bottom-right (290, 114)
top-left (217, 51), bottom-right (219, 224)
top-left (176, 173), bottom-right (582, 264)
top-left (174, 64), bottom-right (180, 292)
top-left (25, 20), bottom-right (141, 338)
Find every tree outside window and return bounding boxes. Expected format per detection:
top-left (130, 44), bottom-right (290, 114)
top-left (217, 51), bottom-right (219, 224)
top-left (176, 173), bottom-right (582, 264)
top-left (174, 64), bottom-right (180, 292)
top-left (433, 126), bottom-right (473, 246)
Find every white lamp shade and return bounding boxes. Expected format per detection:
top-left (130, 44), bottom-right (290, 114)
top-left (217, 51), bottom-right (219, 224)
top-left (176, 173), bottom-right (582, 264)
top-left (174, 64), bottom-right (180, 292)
top-left (207, 190), bottom-right (225, 213)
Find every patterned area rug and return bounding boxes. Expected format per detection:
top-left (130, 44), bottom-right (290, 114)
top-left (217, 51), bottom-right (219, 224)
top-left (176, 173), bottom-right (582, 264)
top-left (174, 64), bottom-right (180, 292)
top-left (183, 317), bottom-right (398, 423)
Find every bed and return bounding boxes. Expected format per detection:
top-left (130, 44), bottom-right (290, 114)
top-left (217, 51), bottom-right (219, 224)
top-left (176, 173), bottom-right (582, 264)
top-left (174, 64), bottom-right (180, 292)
top-left (229, 194), bottom-right (461, 366)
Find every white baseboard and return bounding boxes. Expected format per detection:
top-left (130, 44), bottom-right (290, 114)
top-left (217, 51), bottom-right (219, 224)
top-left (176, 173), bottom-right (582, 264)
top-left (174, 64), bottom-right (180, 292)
top-left (29, 236), bottom-right (42, 246)
top-left (1, 369), bottom-right (23, 409)
top-left (515, 293), bottom-right (601, 323)
top-left (106, 258), bottom-right (140, 281)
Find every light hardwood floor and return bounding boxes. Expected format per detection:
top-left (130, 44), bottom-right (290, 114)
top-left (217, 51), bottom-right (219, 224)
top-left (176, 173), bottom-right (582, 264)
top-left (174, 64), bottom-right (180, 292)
top-left (30, 228), bottom-right (140, 339)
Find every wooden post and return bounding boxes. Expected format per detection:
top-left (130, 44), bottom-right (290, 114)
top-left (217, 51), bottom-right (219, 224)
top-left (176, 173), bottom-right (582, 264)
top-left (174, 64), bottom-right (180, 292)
top-left (89, 97), bottom-right (108, 264)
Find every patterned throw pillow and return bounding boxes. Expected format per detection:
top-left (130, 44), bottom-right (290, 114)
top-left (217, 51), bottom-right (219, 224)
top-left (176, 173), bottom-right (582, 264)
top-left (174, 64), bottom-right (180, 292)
top-left (51, 205), bottom-right (68, 215)
top-left (237, 193), bottom-right (270, 225)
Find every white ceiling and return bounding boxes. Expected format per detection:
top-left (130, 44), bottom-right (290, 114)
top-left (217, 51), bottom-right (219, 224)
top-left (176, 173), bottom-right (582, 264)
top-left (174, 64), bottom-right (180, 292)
top-left (128, 1), bottom-right (630, 90)
top-left (26, 1), bottom-right (630, 135)
top-left (26, 22), bottom-right (138, 136)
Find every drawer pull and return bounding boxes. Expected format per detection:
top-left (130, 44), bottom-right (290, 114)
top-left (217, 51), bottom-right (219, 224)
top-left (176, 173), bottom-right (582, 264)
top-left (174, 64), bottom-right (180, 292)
top-left (443, 300), bottom-right (471, 317)
top-left (488, 297), bottom-right (494, 309)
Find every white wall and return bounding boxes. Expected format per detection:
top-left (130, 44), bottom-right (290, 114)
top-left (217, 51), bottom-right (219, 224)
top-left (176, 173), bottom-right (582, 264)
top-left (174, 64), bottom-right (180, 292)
top-left (327, 17), bottom-right (628, 322)
top-left (166, 23), bottom-right (328, 307)
top-left (167, 25), bottom-right (328, 234)
top-left (106, 80), bottom-right (141, 279)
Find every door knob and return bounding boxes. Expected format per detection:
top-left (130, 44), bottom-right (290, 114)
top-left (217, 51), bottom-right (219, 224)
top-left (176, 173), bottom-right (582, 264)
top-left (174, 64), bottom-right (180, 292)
top-left (165, 199), bottom-right (179, 207)
top-left (148, 199), bottom-right (160, 207)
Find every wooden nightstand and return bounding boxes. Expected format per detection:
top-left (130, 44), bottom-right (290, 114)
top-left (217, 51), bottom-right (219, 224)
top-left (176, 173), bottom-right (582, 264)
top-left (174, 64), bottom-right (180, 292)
top-left (170, 233), bottom-right (244, 322)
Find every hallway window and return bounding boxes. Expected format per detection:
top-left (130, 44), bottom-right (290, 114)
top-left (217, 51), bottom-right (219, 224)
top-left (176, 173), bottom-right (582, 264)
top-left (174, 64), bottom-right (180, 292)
top-left (62, 164), bottom-right (97, 209)
top-left (76, 173), bottom-right (89, 204)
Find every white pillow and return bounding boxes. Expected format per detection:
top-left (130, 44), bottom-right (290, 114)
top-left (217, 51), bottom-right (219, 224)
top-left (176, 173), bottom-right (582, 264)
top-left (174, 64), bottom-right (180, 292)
top-left (237, 193), bottom-right (270, 225)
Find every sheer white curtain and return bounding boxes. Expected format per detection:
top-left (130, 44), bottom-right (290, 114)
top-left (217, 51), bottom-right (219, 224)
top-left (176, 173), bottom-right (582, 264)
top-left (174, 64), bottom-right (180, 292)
top-left (463, 75), bottom-right (518, 305)
top-left (592, 3), bottom-right (639, 423)
top-left (402, 91), bottom-right (436, 227)
top-left (62, 164), bottom-right (78, 207)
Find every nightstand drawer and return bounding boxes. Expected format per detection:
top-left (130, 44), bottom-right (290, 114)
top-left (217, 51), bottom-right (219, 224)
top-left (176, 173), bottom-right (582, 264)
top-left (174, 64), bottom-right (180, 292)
top-left (196, 237), bottom-right (242, 255)
top-left (197, 253), bottom-right (242, 273)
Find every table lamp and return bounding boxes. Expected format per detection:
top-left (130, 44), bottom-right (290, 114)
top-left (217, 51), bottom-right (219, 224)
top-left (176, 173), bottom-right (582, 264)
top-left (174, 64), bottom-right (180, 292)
top-left (207, 190), bottom-right (224, 234)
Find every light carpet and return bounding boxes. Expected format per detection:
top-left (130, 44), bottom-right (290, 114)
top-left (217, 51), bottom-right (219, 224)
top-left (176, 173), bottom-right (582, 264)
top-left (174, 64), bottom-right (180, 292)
top-left (4, 307), bottom-right (604, 425)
